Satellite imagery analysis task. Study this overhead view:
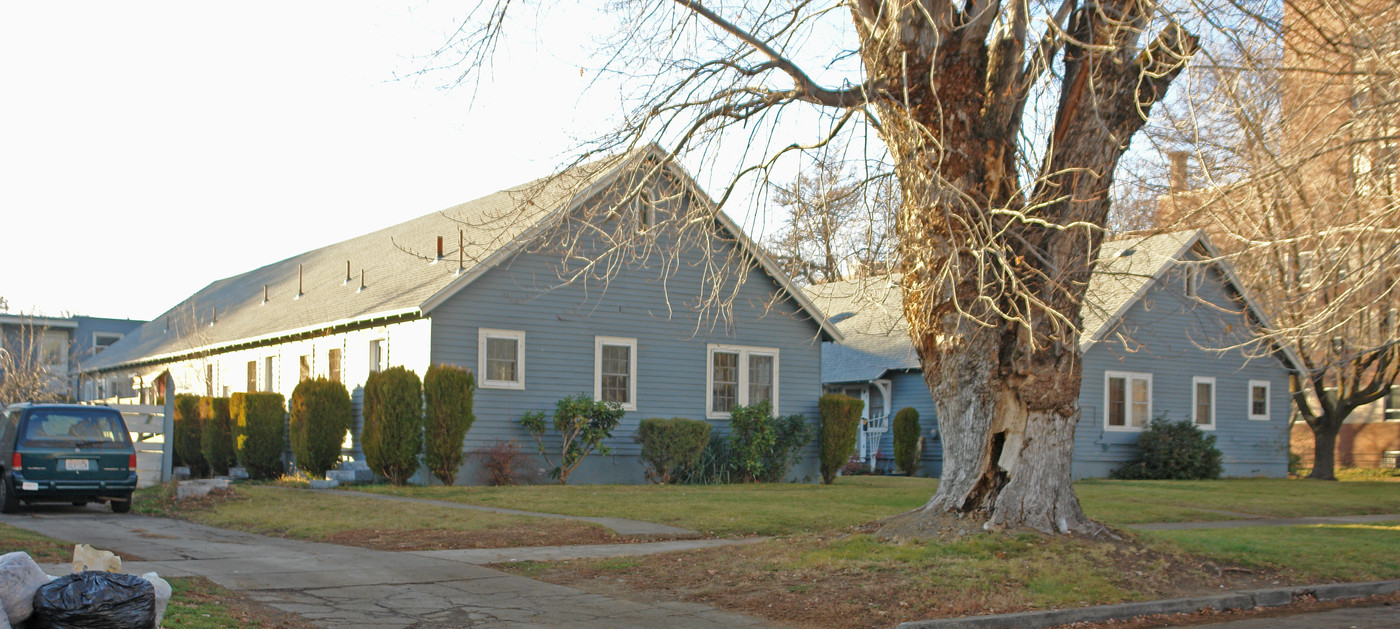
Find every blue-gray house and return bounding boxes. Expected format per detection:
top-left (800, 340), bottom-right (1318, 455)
top-left (81, 145), bottom-right (839, 484)
top-left (806, 230), bottom-right (1303, 479)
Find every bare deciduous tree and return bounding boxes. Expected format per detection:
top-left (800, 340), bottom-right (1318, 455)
top-left (766, 155), bottom-right (897, 285)
top-left (1154, 0), bottom-right (1400, 479)
top-left (435, 0), bottom-right (1199, 534)
top-left (0, 315), bottom-right (71, 407)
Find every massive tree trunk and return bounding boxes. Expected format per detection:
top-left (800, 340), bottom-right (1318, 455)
top-left (848, 0), bottom-right (1198, 533)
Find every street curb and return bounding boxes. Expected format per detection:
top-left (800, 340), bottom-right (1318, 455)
top-left (895, 580), bottom-right (1400, 628)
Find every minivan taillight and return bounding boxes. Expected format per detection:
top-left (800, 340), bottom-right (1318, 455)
top-left (10, 453), bottom-right (19, 470)
top-left (128, 454), bottom-right (137, 469)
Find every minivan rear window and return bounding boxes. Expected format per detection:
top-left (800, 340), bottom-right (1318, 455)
top-left (20, 410), bottom-right (131, 448)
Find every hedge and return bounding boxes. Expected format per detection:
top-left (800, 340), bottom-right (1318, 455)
top-left (199, 396), bottom-right (237, 476)
top-left (289, 378), bottom-right (352, 479)
top-left (232, 392), bottom-right (287, 480)
top-left (818, 394), bottom-right (863, 484)
top-left (634, 417), bottom-right (711, 483)
top-left (892, 407), bottom-right (921, 476)
top-left (172, 394), bottom-right (206, 477)
top-left (1112, 419), bottom-right (1223, 480)
top-left (362, 366), bottom-right (423, 485)
top-left (423, 364), bottom-right (476, 486)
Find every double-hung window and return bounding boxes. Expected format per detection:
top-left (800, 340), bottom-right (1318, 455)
top-left (479, 329), bottom-right (525, 389)
top-left (246, 360), bottom-right (258, 392)
top-left (1248, 380), bottom-right (1271, 421)
top-left (369, 339), bottom-right (384, 374)
top-left (264, 356), bottom-right (275, 393)
top-left (328, 348), bottom-right (342, 383)
top-left (707, 344), bottom-right (779, 418)
top-left (594, 337), bottom-right (637, 410)
top-left (1104, 371), bottom-right (1152, 431)
top-left (1193, 376), bottom-right (1216, 430)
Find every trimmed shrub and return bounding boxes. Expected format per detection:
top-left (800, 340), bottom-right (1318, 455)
top-left (759, 413), bottom-right (815, 483)
top-left (199, 396), bottom-right (237, 476)
top-left (362, 366), bottom-right (423, 485)
top-left (423, 364), bottom-right (476, 486)
top-left (172, 394), bottom-right (207, 477)
top-left (520, 394), bottom-right (624, 484)
top-left (728, 400), bottom-right (777, 482)
top-left (635, 417), bottom-right (711, 483)
top-left (892, 407), bottom-right (921, 476)
top-left (289, 378), bottom-right (352, 479)
top-left (819, 394), bottom-right (863, 484)
top-left (673, 435), bottom-right (735, 485)
top-left (232, 392), bottom-right (287, 480)
top-left (1112, 419), bottom-right (1224, 480)
top-left (472, 440), bottom-right (529, 486)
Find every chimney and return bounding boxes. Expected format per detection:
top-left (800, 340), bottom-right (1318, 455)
top-left (1168, 151), bottom-right (1189, 193)
top-left (436, 236), bottom-right (444, 260)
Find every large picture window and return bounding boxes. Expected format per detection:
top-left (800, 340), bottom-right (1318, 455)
top-left (1104, 371), bottom-right (1152, 431)
top-left (594, 336), bottom-right (637, 410)
top-left (1193, 376), bottom-right (1216, 430)
top-left (707, 344), bottom-right (779, 418)
top-left (479, 329), bottom-right (525, 389)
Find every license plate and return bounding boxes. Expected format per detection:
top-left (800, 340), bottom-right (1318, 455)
top-left (64, 459), bottom-right (90, 471)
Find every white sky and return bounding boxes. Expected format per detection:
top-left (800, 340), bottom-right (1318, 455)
top-left (0, 2), bottom-right (646, 321)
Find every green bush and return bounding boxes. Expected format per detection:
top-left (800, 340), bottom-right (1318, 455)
top-left (199, 396), bottom-right (237, 476)
top-left (232, 392), bottom-right (287, 480)
top-left (172, 394), bottom-right (207, 477)
top-left (819, 394), bottom-right (863, 484)
top-left (362, 367), bottom-right (423, 485)
top-left (634, 417), bottom-right (711, 483)
top-left (728, 400), bottom-right (776, 482)
top-left (673, 435), bottom-right (735, 485)
top-left (892, 407), bottom-right (921, 476)
top-left (423, 364), bottom-right (476, 486)
top-left (1112, 419), bottom-right (1224, 480)
top-left (289, 378), bottom-right (352, 479)
top-left (520, 394), bottom-right (624, 484)
top-left (759, 413), bottom-right (815, 482)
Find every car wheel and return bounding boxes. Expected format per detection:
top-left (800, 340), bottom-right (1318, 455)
top-left (110, 493), bottom-right (132, 514)
top-left (71, 501), bottom-right (88, 507)
top-left (0, 475), bottom-right (20, 514)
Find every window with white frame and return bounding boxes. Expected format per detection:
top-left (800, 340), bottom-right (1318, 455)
top-left (327, 348), bottom-right (342, 383)
top-left (1184, 264), bottom-right (1201, 298)
top-left (1193, 376), bottom-right (1216, 429)
top-left (39, 330), bottom-right (67, 371)
top-left (707, 344), bottom-right (779, 418)
top-left (369, 339), bottom-right (384, 374)
top-left (264, 356), bottom-right (275, 393)
top-left (1385, 386), bottom-right (1400, 421)
top-left (246, 360), bottom-right (258, 392)
top-left (298, 355), bottom-right (311, 382)
top-left (594, 336), bottom-right (636, 410)
top-left (479, 329), bottom-right (525, 389)
top-left (1104, 371), bottom-right (1152, 431)
top-left (1248, 380), bottom-right (1271, 420)
top-left (92, 332), bottom-right (123, 354)
top-left (633, 191), bottom-right (656, 232)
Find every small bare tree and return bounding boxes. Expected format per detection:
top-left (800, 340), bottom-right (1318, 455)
top-left (767, 155), bottom-right (898, 285)
top-left (0, 315), bottom-right (71, 406)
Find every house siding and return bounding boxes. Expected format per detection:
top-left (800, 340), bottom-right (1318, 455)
top-left (428, 197), bottom-right (825, 485)
top-left (1074, 253), bottom-right (1291, 478)
top-left (865, 370), bottom-right (942, 477)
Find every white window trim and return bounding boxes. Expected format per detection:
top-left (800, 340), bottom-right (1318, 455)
top-left (479, 328), bottom-right (526, 390)
top-left (368, 339), bottom-right (385, 374)
top-left (705, 344), bottom-right (780, 419)
top-left (1193, 376), bottom-right (1217, 430)
top-left (264, 355), bottom-right (276, 393)
top-left (1103, 370), bottom-right (1153, 432)
top-left (594, 336), bottom-right (637, 411)
top-left (1248, 379), bottom-right (1271, 421)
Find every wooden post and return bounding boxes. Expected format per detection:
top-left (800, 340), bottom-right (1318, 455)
top-left (161, 372), bottom-right (175, 483)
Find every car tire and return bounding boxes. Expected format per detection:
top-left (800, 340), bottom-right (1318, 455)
top-left (72, 501), bottom-right (88, 507)
top-left (110, 493), bottom-right (132, 514)
top-left (0, 475), bottom-right (20, 514)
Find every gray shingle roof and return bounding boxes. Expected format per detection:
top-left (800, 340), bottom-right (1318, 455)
top-left (85, 154), bottom-right (628, 372)
top-left (806, 231), bottom-right (1212, 383)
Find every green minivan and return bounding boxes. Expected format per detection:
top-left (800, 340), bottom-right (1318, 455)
top-left (1, 403), bottom-right (139, 513)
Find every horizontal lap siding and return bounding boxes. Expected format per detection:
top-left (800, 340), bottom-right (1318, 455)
top-left (429, 216), bottom-right (824, 484)
top-left (871, 370), bottom-right (942, 476)
top-left (1075, 253), bottom-right (1291, 478)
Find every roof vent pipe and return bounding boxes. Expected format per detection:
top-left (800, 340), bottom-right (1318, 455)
top-left (345, 260), bottom-right (351, 285)
top-left (458, 229), bottom-right (465, 274)
top-left (296, 264), bottom-right (304, 299)
top-left (357, 269), bottom-right (366, 293)
top-left (262, 284), bottom-right (269, 305)
top-left (436, 236), bottom-right (444, 261)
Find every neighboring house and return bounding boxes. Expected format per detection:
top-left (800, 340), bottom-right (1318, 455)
top-left (0, 313), bottom-right (144, 401)
top-left (81, 146), bottom-right (839, 484)
top-left (807, 230), bottom-right (1303, 479)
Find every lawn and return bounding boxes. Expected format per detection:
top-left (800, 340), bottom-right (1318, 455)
top-left (135, 484), bottom-right (620, 550)
top-left (1075, 477), bottom-right (1400, 524)
top-left (1142, 522), bottom-right (1400, 582)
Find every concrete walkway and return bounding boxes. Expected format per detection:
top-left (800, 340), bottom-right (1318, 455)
top-left (305, 487), bottom-right (701, 538)
top-left (1131, 512), bottom-right (1400, 531)
top-left (3, 510), bottom-right (771, 628)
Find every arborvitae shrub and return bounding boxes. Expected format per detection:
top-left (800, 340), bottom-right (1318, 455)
top-left (423, 364), bottom-right (476, 486)
top-left (289, 378), bottom-right (352, 479)
top-left (172, 394), bottom-right (207, 477)
top-left (892, 407), bottom-right (921, 476)
top-left (232, 392), bottom-right (287, 480)
top-left (634, 417), bottom-right (711, 483)
top-left (362, 366), bottom-right (423, 485)
top-left (199, 396), bottom-right (237, 476)
top-left (1112, 419), bottom-right (1224, 480)
top-left (819, 394), bottom-right (863, 484)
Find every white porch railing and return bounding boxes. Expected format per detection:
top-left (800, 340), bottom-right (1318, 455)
top-left (860, 413), bottom-right (890, 466)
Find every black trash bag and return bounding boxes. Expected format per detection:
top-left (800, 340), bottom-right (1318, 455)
top-left (30, 571), bottom-right (156, 629)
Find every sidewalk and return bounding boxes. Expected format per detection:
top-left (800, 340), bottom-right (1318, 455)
top-left (4, 511), bottom-right (769, 629)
